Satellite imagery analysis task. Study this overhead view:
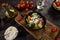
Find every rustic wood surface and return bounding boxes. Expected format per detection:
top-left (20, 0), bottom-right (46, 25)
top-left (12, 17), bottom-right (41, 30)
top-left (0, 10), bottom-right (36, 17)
top-left (2, 0), bottom-right (59, 40)
top-left (15, 11), bottom-right (60, 40)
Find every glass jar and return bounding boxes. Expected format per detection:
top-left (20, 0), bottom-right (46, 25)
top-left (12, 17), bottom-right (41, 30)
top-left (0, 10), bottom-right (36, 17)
top-left (37, 0), bottom-right (46, 10)
top-left (1, 3), bottom-right (17, 19)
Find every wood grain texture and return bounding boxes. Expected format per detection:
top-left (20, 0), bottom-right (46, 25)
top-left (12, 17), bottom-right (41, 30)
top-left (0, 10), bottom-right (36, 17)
top-left (15, 11), bottom-right (60, 40)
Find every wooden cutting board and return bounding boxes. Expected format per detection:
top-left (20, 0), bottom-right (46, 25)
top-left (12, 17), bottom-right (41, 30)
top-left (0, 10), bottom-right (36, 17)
top-left (15, 11), bottom-right (60, 40)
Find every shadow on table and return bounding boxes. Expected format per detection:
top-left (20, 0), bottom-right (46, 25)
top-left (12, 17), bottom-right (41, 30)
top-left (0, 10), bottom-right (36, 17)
top-left (47, 6), bottom-right (60, 20)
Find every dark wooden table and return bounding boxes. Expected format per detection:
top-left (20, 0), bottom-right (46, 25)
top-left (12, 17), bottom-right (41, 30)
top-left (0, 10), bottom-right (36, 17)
top-left (0, 0), bottom-right (60, 27)
top-left (0, 0), bottom-right (60, 40)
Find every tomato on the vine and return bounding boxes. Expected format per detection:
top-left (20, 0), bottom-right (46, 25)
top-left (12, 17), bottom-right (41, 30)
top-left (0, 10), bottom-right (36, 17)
top-left (29, 1), bottom-right (34, 9)
top-left (17, 4), bottom-right (21, 9)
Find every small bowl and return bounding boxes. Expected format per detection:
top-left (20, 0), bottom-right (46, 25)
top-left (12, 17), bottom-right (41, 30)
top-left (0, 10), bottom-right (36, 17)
top-left (52, 2), bottom-right (60, 11)
top-left (25, 11), bottom-right (46, 30)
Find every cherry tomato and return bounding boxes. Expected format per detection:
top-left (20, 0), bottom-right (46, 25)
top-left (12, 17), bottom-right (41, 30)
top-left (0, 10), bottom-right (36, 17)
top-left (17, 4), bottom-right (21, 9)
top-left (25, 4), bottom-right (29, 8)
top-left (55, 37), bottom-right (60, 40)
top-left (20, 0), bottom-right (24, 3)
top-left (21, 1), bottom-right (25, 8)
top-left (17, 16), bottom-right (21, 22)
top-left (25, 1), bottom-right (29, 8)
top-left (30, 1), bottom-right (33, 4)
top-left (55, 2), bottom-right (60, 6)
top-left (51, 27), bottom-right (57, 33)
top-left (29, 4), bottom-right (34, 9)
top-left (26, 8), bottom-right (28, 12)
top-left (29, 1), bottom-right (34, 9)
top-left (23, 3), bottom-right (25, 7)
top-left (26, 0), bottom-right (29, 4)
top-left (19, 0), bottom-right (25, 9)
top-left (20, 4), bottom-right (25, 8)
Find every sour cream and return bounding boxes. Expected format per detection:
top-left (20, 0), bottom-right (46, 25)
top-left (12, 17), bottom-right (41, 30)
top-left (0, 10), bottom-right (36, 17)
top-left (4, 26), bottom-right (18, 40)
